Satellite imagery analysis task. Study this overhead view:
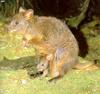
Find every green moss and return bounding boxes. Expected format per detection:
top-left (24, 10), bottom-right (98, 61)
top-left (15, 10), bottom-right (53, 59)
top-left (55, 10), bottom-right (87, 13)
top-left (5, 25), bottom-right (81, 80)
top-left (81, 19), bottom-right (100, 63)
top-left (0, 26), bottom-right (37, 74)
top-left (0, 69), bottom-right (100, 94)
top-left (0, 32), bottom-right (35, 59)
top-left (86, 35), bottom-right (100, 62)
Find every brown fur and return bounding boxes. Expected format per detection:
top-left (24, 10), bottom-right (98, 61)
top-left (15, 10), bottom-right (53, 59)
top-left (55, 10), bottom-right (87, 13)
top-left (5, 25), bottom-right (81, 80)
top-left (8, 8), bottom-right (79, 81)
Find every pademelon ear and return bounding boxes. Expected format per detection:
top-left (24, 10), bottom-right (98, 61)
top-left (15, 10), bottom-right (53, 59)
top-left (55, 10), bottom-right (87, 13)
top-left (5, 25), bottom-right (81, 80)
top-left (19, 7), bottom-right (26, 13)
top-left (24, 9), bottom-right (34, 20)
top-left (19, 7), bottom-right (34, 19)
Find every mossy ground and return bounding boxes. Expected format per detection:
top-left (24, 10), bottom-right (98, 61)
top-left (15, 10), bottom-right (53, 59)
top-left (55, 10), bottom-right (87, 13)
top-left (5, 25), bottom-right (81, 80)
top-left (0, 69), bottom-right (100, 94)
top-left (81, 19), bottom-right (100, 62)
top-left (0, 18), bottom-right (100, 94)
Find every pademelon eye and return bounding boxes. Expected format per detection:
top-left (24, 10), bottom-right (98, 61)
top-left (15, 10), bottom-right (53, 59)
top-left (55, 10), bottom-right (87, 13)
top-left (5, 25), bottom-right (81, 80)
top-left (15, 21), bottom-right (19, 25)
top-left (41, 63), bottom-right (44, 66)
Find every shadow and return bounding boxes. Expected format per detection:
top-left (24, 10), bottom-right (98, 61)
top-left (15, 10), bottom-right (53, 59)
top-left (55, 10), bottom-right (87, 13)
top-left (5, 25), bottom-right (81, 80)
top-left (70, 28), bottom-right (89, 57)
top-left (0, 56), bottom-right (39, 75)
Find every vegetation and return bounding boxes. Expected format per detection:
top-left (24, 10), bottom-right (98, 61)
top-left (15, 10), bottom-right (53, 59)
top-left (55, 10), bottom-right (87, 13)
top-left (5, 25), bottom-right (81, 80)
top-left (0, 0), bottom-right (33, 17)
top-left (1, 69), bottom-right (100, 94)
top-left (81, 19), bottom-right (100, 63)
top-left (66, 0), bottom-right (90, 28)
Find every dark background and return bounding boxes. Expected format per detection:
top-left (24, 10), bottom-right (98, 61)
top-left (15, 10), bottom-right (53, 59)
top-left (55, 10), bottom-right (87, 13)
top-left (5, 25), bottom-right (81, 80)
top-left (31, 0), bottom-right (100, 18)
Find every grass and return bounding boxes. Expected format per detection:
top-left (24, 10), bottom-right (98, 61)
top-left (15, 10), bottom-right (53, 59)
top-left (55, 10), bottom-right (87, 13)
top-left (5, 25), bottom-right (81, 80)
top-left (0, 69), bottom-right (100, 94)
